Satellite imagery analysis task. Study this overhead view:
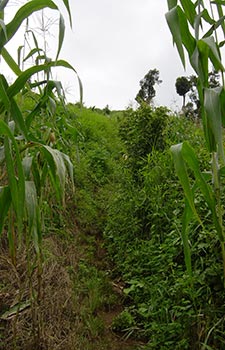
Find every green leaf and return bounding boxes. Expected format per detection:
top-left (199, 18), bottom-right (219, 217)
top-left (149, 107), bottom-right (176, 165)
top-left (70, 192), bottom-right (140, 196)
top-left (25, 181), bottom-right (40, 254)
top-left (181, 200), bottom-right (193, 276)
top-left (0, 18), bottom-right (7, 39)
top-left (204, 87), bottom-right (224, 160)
top-left (0, 74), bottom-right (10, 110)
top-left (4, 60), bottom-right (82, 103)
top-left (202, 36), bottom-right (224, 71)
top-left (219, 87), bottom-right (225, 126)
top-left (211, 1), bottom-right (225, 5)
top-left (177, 6), bottom-right (196, 57)
top-left (0, 0), bottom-right (58, 51)
top-left (0, 0), bottom-right (9, 12)
top-left (25, 95), bottom-right (49, 129)
top-left (23, 47), bottom-right (44, 62)
top-left (40, 145), bottom-right (66, 203)
top-left (0, 186), bottom-right (11, 235)
top-left (191, 40), bottom-right (209, 86)
top-left (26, 29), bottom-right (39, 49)
top-left (176, 141), bottom-right (224, 242)
top-left (167, 0), bottom-right (178, 10)
top-left (166, 6), bottom-right (186, 67)
top-left (0, 120), bottom-right (25, 234)
top-left (171, 143), bottom-right (199, 219)
top-left (1, 47), bottom-right (22, 76)
top-left (61, 152), bottom-right (74, 191)
top-left (17, 45), bottom-right (23, 68)
top-left (182, 142), bottom-right (215, 209)
top-left (61, 0), bottom-right (72, 27)
top-left (180, 0), bottom-right (196, 26)
top-left (56, 13), bottom-right (65, 61)
top-left (10, 99), bottom-right (29, 140)
top-left (1, 300), bottom-right (30, 320)
top-left (203, 15), bottom-right (225, 38)
top-left (22, 156), bottom-right (33, 180)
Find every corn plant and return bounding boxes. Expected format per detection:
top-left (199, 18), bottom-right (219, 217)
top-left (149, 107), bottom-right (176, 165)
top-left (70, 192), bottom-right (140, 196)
top-left (166, 0), bottom-right (225, 281)
top-left (0, 0), bottom-right (81, 345)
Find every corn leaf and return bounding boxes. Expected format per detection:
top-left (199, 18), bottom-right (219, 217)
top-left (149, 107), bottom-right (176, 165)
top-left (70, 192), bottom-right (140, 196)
top-left (166, 6), bottom-right (186, 67)
top-left (204, 87), bottom-right (224, 161)
top-left (202, 36), bottom-right (224, 71)
top-left (26, 29), bottom-right (39, 49)
top-left (0, 121), bottom-right (25, 234)
top-left (0, 0), bottom-right (9, 12)
top-left (181, 142), bottom-right (215, 209)
top-left (191, 40), bottom-right (209, 86)
top-left (219, 87), bottom-right (225, 126)
top-left (171, 143), bottom-right (199, 220)
top-left (61, 0), bottom-right (72, 27)
top-left (0, 0), bottom-right (58, 51)
top-left (25, 95), bottom-right (49, 129)
top-left (10, 99), bottom-right (29, 140)
top-left (203, 15), bottom-right (225, 38)
top-left (40, 145), bottom-right (65, 203)
top-left (17, 45), bottom-right (23, 68)
top-left (0, 186), bottom-right (11, 235)
top-left (1, 47), bottom-right (22, 76)
top-left (23, 47), bottom-right (44, 62)
top-left (61, 152), bottom-right (74, 191)
top-left (0, 74), bottom-right (10, 110)
top-left (40, 145), bottom-right (74, 203)
top-left (4, 60), bottom-right (81, 103)
top-left (22, 156), bottom-right (33, 180)
top-left (180, 0), bottom-right (196, 26)
top-left (25, 181), bottom-right (40, 254)
top-left (56, 13), bottom-right (65, 61)
top-left (167, 0), bottom-right (178, 10)
top-left (0, 18), bottom-right (7, 40)
top-left (195, 9), bottom-right (215, 40)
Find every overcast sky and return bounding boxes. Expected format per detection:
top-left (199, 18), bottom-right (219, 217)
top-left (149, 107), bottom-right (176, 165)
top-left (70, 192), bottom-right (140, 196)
top-left (4, 1), bottom-right (194, 110)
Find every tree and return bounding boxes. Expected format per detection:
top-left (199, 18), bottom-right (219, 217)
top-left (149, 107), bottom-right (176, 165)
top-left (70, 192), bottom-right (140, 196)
top-left (175, 76), bottom-right (191, 108)
top-left (135, 69), bottom-right (162, 104)
top-left (188, 70), bottom-right (220, 119)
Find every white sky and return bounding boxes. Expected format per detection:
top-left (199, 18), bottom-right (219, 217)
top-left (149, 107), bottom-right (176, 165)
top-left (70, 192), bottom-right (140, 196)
top-left (3, 1), bottom-right (195, 110)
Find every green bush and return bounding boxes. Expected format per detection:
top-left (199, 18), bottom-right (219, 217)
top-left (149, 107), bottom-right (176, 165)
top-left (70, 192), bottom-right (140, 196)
top-left (104, 114), bottom-right (225, 349)
top-left (119, 104), bottom-right (169, 176)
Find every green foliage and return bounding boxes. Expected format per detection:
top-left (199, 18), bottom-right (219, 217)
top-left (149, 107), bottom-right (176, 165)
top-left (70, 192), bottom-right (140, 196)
top-left (166, 0), bottom-right (225, 269)
top-left (0, 0), bottom-right (77, 346)
top-left (119, 104), bottom-right (169, 176)
top-left (104, 112), bottom-right (225, 348)
top-left (112, 310), bottom-right (135, 333)
top-left (175, 76), bottom-right (191, 107)
top-left (135, 69), bottom-right (162, 104)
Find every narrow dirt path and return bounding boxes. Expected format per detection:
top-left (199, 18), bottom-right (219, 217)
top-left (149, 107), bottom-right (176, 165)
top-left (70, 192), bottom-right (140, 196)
top-left (0, 215), bottom-right (146, 350)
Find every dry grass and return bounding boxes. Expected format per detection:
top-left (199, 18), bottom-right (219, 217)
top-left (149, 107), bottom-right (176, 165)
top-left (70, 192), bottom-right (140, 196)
top-left (0, 230), bottom-right (143, 350)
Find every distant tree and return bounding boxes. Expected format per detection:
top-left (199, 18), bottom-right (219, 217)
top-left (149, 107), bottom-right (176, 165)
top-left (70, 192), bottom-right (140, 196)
top-left (175, 76), bottom-right (191, 108)
top-left (209, 70), bottom-right (221, 88)
top-left (188, 70), bottom-right (220, 119)
top-left (135, 69), bottom-right (162, 104)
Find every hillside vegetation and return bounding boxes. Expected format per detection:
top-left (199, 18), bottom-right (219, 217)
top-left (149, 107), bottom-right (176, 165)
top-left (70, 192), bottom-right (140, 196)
top-left (1, 0), bottom-right (225, 349)
top-left (1, 100), bottom-right (225, 349)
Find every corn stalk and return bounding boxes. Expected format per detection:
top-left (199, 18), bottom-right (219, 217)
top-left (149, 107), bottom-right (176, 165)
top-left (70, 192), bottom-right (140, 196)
top-left (0, 0), bottom-right (80, 346)
top-left (166, 0), bottom-right (225, 281)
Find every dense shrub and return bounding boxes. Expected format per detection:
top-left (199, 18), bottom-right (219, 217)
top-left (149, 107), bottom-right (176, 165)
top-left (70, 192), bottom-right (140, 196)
top-left (104, 114), bottom-right (225, 349)
top-left (118, 104), bottom-right (169, 176)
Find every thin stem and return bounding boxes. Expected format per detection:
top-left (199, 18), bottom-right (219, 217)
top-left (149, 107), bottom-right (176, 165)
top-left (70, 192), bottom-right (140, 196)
top-left (212, 152), bottom-right (225, 283)
top-left (209, 0), bottom-right (225, 86)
